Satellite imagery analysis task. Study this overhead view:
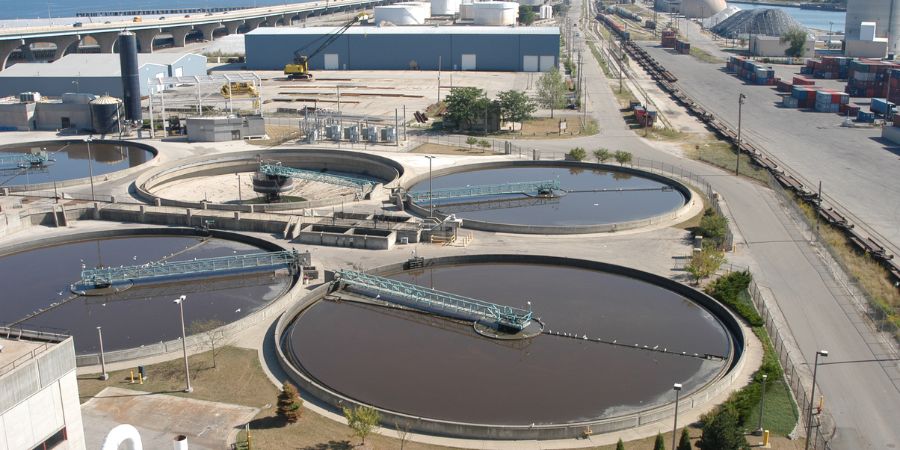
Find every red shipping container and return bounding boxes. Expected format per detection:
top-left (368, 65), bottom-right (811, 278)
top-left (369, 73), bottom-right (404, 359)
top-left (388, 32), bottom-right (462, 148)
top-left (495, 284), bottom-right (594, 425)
top-left (793, 76), bottom-right (815, 86)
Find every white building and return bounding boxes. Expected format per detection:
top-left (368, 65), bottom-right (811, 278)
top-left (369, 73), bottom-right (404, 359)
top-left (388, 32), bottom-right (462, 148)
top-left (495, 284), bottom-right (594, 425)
top-left (0, 330), bottom-right (85, 450)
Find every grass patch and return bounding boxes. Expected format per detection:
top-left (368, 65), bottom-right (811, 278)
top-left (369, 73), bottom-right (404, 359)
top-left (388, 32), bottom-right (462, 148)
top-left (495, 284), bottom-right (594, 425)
top-left (78, 347), bottom-right (277, 407)
top-left (705, 273), bottom-right (800, 437)
top-left (793, 198), bottom-right (900, 336)
top-left (690, 46), bottom-right (725, 64)
top-left (686, 141), bottom-right (769, 183)
top-left (411, 143), bottom-right (497, 155)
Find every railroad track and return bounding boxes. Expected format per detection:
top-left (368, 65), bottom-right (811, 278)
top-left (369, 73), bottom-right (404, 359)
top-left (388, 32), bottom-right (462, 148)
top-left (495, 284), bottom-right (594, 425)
top-left (594, 16), bottom-right (900, 282)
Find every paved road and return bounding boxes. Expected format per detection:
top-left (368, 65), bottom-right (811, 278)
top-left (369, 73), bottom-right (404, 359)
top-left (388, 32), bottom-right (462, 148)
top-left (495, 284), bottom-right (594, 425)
top-left (638, 27), bottom-right (900, 258)
top-left (523, 2), bottom-right (900, 448)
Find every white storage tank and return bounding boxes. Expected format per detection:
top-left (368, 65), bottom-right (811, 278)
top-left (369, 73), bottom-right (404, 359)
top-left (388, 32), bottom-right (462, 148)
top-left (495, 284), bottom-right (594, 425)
top-left (432, 0), bottom-right (461, 15)
top-left (539, 4), bottom-right (552, 19)
top-left (472, 1), bottom-right (518, 26)
top-left (375, 4), bottom-right (428, 25)
top-left (459, 2), bottom-right (475, 20)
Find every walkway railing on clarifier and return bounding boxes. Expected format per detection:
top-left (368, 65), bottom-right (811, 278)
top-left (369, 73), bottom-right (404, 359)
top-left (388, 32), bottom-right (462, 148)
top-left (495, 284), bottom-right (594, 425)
top-left (258, 163), bottom-right (374, 190)
top-left (407, 179), bottom-right (560, 203)
top-left (336, 270), bottom-right (534, 331)
top-left (73, 250), bottom-right (301, 292)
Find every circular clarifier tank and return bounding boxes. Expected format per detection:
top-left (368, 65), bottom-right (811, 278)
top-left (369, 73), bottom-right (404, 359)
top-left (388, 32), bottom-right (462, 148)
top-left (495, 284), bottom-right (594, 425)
top-left (406, 162), bottom-right (692, 233)
top-left (0, 140), bottom-right (156, 189)
top-left (0, 230), bottom-right (294, 355)
top-left (280, 256), bottom-right (744, 439)
top-left (136, 149), bottom-right (403, 210)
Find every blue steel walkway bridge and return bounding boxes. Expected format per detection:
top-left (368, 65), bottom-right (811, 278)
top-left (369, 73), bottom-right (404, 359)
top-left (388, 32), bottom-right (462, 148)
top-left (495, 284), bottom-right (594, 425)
top-left (336, 270), bottom-right (534, 331)
top-left (407, 180), bottom-right (560, 204)
top-left (72, 250), bottom-right (302, 293)
top-left (258, 163), bottom-right (375, 191)
top-left (0, 152), bottom-right (50, 169)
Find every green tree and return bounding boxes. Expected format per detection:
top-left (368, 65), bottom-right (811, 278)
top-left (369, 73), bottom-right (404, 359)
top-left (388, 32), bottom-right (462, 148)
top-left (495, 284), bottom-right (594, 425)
top-left (342, 405), bottom-right (380, 445)
top-left (616, 438), bottom-right (626, 450)
top-left (677, 428), bottom-right (692, 450)
top-left (780, 27), bottom-right (809, 58)
top-left (567, 147), bottom-right (587, 161)
top-left (593, 147), bottom-right (611, 163)
top-left (536, 68), bottom-right (568, 118)
top-left (697, 406), bottom-right (750, 450)
top-left (444, 87), bottom-right (487, 130)
top-left (697, 208), bottom-right (729, 249)
top-left (654, 432), bottom-right (666, 450)
top-left (497, 90), bottom-right (537, 130)
top-left (187, 319), bottom-right (226, 368)
top-left (466, 136), bottom-right (478, 149)
top-left (687, 243), bottom-right (726, 284)
top-left (518, 5), bottom-right (536, 25)
top-left (613, 150), bottom-right (633, 166)
top-left (276, 382), bottom-right (302, 424)
top-left (478, 139), bottom-right (491, 152)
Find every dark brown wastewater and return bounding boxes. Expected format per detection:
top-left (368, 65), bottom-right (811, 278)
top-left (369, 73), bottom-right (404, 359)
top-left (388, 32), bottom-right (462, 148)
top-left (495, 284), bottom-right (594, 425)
top-left (0, 141), bottom-right (152, 187)
top-left (0, 236), bottom-right (291, 353)
top-left (287, 263), bottom-right (731, 425)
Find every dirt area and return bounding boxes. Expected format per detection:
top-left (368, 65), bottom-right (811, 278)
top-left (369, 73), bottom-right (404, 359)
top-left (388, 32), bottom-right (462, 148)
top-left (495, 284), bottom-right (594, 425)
top-left (514, 116), bottom-right (599, 138)
top-left (151, 172), bottom-right (352, 204)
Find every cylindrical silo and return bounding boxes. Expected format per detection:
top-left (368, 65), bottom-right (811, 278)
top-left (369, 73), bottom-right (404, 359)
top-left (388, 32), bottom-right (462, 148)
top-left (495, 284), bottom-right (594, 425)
top-left (376, 2), bottom-right (429, 24)
top-left (90, 95), bottom-right (122, 135)
top-left (472, 2), bottom-right (519, 25)
top-left (431, 0), bottom-right (461, 15)
top-left (117, 32), bottom-right (141, 123)
top-left (679, 0), bottom-right (725, 19)
top-left (845, 0), bottom-right (900, 54)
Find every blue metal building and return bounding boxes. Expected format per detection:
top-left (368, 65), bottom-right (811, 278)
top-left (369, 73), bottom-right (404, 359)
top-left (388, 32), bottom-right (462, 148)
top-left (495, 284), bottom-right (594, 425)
top-left (245, 26), bottom-right (560, 72)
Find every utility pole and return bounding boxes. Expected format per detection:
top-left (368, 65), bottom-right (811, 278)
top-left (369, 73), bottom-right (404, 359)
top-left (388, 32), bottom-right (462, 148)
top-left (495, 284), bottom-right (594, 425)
top-left (736, 93), bottom-right (746, 176)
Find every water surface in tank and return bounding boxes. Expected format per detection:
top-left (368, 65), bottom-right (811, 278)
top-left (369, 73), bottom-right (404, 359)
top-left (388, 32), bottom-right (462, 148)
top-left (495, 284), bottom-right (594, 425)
top-left (0, 141), bottom-right (152, 187)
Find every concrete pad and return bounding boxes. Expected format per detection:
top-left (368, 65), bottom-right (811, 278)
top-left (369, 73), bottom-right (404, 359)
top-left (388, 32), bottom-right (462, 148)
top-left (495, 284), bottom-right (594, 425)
top-left (81, 387), bottom-right (258, 450)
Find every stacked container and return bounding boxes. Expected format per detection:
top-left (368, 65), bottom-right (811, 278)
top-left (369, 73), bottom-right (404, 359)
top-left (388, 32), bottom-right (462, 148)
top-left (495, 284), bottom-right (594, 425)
top-left (890, 70), bottom-right (900, 105)
top-left (838, 103), bottom-right (860, 116)
top-left (845, 59), bottom-right (900, 98)
top-left (674, 39), bottom-right (691, 55)
top-left (726, 56), bottom-right (777, 85)
top-left (790, 85), bottom-right (821, 109)
top-left (800, 56), bottom-right (852, 79)
top-left (661, 30), bottom-right (677, 48)
top-left (814, 89), bottom-right (849, 112)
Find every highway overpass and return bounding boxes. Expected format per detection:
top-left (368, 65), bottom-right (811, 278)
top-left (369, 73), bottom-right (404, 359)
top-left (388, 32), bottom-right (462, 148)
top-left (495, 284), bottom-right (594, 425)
top-left (0, 0), bottom-right (399, 70)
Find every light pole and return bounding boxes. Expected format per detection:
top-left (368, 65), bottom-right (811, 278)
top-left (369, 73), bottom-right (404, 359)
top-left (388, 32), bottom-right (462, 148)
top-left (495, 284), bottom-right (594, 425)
top-left (424, 155), bottom-right (436, 218)
top-left (173, 295), bottom-right (193, 393)
top-left (804, 350), bottom-right (828, 450)
top-left (236, 173), bottom-right (242, 204)
top-left (96, 326), bottom-right (108, 380)
top-left (672, 383), bottom-right (682, 450)
top-left (84, 137), bottom-right (96, 201)
top-left (755, 373), bottom-right (768, 435)
top-left (736, 93), bottom-right (746, 176)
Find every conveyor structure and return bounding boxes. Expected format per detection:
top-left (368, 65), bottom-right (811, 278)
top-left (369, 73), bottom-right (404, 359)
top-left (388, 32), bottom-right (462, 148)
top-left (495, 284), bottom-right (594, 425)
top-left (336, 269), bottom-right (534, 331)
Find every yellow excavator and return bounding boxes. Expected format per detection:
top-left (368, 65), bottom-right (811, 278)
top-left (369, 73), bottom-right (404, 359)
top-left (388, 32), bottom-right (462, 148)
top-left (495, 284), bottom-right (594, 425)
top-left (283, 14), bottom-right (366, 80)
top-left (220, 82), bottom-right (258, 98)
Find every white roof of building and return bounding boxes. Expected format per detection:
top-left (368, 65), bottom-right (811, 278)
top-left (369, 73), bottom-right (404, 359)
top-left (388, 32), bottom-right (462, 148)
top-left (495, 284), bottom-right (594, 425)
top-left (0, 53), bottom-right (204, 78)
top-left (248, 25), bottom-right (560, 36)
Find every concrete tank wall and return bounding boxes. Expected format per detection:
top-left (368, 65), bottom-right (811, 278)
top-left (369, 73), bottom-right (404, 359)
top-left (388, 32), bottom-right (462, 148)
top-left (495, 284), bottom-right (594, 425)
top-left (431, 0), bottom-right (461, 15)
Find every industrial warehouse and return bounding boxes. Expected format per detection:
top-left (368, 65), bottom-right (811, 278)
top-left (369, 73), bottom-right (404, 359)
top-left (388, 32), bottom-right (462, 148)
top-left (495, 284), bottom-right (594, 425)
top-left (1, 0), bottom-right (900, 449)
top-left (245, 26), bottom-right (560, 72)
